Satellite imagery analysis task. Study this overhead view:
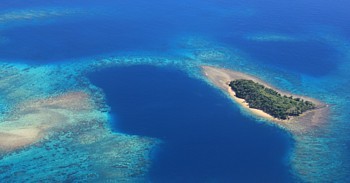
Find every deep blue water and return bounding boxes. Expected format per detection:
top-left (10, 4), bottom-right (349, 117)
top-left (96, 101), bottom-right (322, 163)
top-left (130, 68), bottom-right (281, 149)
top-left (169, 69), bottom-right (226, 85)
top-left (227, 38), bottom-right (338, 76)
top-left (89, 66), bottom-right (293, 182)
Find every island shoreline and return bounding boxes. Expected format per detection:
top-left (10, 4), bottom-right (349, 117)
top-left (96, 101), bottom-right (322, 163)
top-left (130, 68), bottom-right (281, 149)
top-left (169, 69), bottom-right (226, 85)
top-left (202, 65), bottom-right (329, 133)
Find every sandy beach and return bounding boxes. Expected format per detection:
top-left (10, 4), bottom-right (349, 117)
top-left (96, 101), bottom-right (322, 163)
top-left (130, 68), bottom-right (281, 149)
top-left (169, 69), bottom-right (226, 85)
top-left (202, 65), bottom-right (328, 132)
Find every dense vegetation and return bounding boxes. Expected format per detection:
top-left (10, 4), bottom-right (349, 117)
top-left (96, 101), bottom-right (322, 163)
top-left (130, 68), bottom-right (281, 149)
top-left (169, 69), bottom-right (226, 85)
top-left (229, 79), bottom-right (316, 120)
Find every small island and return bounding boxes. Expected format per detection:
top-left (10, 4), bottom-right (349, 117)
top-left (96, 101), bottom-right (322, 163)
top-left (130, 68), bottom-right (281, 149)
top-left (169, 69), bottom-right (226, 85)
top-left (229, 79), bottom-right (315, 120)
top-left (202, 65), bottom-right (328, 131)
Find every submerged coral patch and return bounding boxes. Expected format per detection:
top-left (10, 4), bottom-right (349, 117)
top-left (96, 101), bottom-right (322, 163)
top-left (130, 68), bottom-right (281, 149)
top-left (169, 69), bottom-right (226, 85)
top-left (0, 8), bottom-right (83, 25)
top-left (245, 33), bottom-right (299, 42)
top-left (0, 92), bottom-right (95, 152)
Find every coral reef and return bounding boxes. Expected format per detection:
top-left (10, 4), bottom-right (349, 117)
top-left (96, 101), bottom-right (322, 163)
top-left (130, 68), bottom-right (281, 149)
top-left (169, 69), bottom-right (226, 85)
top-left (245, 33), bottom-right (299, 42)
top-left (0, 62), bottom-right (159, 182)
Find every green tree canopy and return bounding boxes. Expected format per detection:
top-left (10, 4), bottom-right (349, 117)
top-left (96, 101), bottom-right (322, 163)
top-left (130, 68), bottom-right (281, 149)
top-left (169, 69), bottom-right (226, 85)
top-left (229, 79), bottom-right (316, 120)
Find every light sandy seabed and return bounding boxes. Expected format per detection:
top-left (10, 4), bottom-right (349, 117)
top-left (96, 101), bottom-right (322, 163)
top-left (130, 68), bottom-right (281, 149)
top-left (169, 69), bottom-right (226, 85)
top-left (202, 65), bottom-right (329, 134)
top-left (0, 92), bottom-right (94, 152)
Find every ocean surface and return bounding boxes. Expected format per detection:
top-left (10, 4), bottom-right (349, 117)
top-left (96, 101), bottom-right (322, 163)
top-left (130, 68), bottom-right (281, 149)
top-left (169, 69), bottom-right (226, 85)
top-left (0, 0), bottom-right (350, 182)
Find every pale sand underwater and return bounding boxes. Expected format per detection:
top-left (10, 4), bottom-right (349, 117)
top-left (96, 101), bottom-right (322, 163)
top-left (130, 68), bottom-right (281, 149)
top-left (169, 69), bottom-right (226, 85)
top-left (0, 92), bottom-right (95, 152)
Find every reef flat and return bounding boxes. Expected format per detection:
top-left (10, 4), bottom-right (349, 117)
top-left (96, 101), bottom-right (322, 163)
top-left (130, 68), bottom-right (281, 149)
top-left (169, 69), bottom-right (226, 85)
top-left (0, 61), bottom-right (159, 182)
top-left (0, 92), bottom-right (104, 152)
top-left (202, 65), bottom-right (329, 133)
